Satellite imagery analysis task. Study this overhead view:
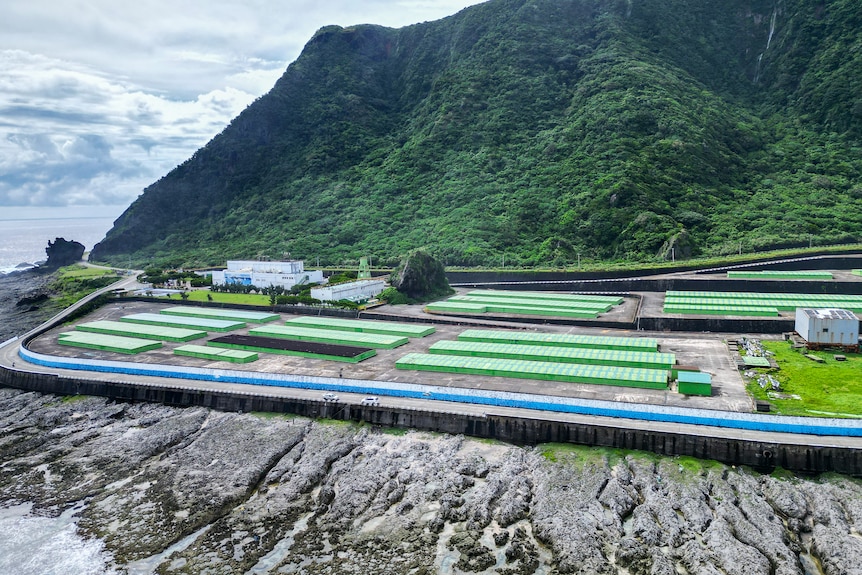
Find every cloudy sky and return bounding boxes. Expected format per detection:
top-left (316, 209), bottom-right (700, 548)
top-left (0, 0), bottom-right (486, 219)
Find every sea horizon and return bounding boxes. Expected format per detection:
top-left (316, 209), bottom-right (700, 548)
top-left (0, 206), bottom-right (123, 274)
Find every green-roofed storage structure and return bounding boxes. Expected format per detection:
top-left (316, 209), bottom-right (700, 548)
top-left (426, 301), bottom-right (494, 313)
top-left (727, 270), bottom-right (834, 279)
top-left (396, 353), bottom-right (668, 389)
top-left (677, 371), bottom-right (712, 396)
top-left (120, 312), bottom-right (246, 332)
top-left (663, 304), bottom-right (779, 316)
top-left (426, 289), bottom-right (623, 319)
top-left (663, 291), bottom-right (862, 315)
top-left (174, 344), bottom-right (258, 363)
top-left (76, 320), bottom-right (207, 342)
top-left (457, 329), bottom-right (658, 352)
top-left (429, 340), bottom-right (675, 370)
top-left (249, 325), bottom-right (408, 349)
top-left (450, 295), bottom-right (613, 312)
top-left (466, 289), bottom-right (624, 305)
top-left (58, 332), bottom-right (162, 354)
top-left (160, 306), bottom-right (280, 323)
top-left (426, 301), bottom-right (599, 318)
top-left (284, 316), bottom-right (435, 337)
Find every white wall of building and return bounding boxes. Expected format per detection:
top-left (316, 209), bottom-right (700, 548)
top-left (211, 260), bottom-right (323, 290)
top-left (311, 280), bottom-right (386, 302)
top-left (795, 308), bottom-right (860, 345)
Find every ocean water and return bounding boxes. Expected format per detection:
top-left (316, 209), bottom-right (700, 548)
top-left (0, 207), bottom-right (121, 274)
top-left (0, 503), bottom-right (118, 575)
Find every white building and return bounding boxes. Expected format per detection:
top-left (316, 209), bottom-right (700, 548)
top-left (795, 308), bottom-right (860, 346)
top-left (311, 279), bottom-right (386, 303)
top-left (211, 260), bottom-right (324, 290)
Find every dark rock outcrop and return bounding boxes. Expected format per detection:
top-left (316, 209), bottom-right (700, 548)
top-left (43, 238), bottom-right (84, 269)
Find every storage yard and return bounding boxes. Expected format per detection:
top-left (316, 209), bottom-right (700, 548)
top-left (22, 261), bottom-right (862, 416)
top-left (27, 297), bottom-right (749, 411)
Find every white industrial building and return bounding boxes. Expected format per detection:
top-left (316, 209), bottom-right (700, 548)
top-left (211, 260), bottom-right (324, 290)
top-left (311, 279), bottom-right (386, 303)
top-left (795, 308), bottom-right (860, 348)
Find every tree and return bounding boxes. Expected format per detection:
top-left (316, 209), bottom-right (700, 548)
top-left (389, 250), bottom-right (453, 301)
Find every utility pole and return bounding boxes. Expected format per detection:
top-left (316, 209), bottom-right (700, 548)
top-left (577, 252), bottom-right (581, 270)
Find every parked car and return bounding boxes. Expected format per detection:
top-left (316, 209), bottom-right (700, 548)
top-left (360, 396), bottom-right (380, 406)
top-left (322, 393), bottom-right (339, 402)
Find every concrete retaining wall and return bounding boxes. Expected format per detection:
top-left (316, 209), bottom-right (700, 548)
top-left (445, 254), bottom-right (862, 286)
top-left (2, 367), bottom-right (860, 476)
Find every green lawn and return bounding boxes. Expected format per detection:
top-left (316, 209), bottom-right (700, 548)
top-left (50, 265), bottom-right (122, 308)
top-left (747, 341), bottom-right (862, 417)
top-left (181, 290), bottom-right (270, 306)
top-left (58, 264), bottom-right (119, 279)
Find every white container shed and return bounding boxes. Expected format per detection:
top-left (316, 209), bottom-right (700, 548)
top-left (794, 308), bottom-right (859, 346)
top-left (311, 279), bottom-right (386, 302)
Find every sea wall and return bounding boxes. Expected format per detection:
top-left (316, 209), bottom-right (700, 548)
top-left (2, 366), bottom-right (860, 476)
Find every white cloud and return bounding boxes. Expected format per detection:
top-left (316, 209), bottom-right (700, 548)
top-left (0, 0), bottom-right (487, 209)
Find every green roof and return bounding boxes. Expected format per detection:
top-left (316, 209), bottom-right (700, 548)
top-left (285, 316), bottom-right (435, 337)
top-left (457, 329), bottom-right (658, 352)
top-left (58, 331), bottom-right (162, 354)
top-left (429, 340), bottom-right (675, 369)
top-left (76, 320), bottom-right (207, 342)
top-left (466, 289), bottom-right (623, 305)
top-left (160, 306), bottom-right (280, 323)
top-left (396, 353), bottom-right (667, 389)
top-left (677, 371), bottom-right (712, 384)
top-left (120, 312), bottom-right (246, 332)
top-left (173, 344), bottom-right (258, 363)
top-left (249, 325), bottom-right (408, 349)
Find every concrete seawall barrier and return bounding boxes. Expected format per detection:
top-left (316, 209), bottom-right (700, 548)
top-left (2, 366), bottom-right (861, 476)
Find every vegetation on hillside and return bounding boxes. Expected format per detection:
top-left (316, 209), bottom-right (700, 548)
top-left (90, 0), bottom-right (862, 269)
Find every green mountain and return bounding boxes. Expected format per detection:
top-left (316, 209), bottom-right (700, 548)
top-left (90, 0), bottom-right (862, 268)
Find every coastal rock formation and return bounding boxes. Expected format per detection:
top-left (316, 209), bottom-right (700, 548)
top-left (1, 387), bottom-right (860, 574)
top-left (0, 270), bottom-right (57, 341)
top-left (390, 250), bottom-right (453, 301)
top-left (44, 237), bottom-right (84, 269)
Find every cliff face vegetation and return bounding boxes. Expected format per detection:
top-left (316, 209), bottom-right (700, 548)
top-left (90, 0), bottom-right (862, 268)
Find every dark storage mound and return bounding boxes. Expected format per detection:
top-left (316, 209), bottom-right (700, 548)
top-left (209, 334), bottom-right (374, 359)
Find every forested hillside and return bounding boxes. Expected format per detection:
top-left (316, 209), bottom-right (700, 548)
top-left (90, 0), bottom-right (862, 268)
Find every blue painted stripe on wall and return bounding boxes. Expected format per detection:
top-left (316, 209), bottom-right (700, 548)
top-left (18, 346), bottom-right (862, 437)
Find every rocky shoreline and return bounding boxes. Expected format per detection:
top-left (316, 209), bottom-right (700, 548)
top-left (2, 273), bottom-right (861, 574)
top-left (0, 268), bottom-right (57, 343)
top-left (1, 388), bottom-right (861, 575)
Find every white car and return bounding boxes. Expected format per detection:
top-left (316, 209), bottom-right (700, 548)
top-left (360, 396), bottom-right (380, 406)
top-left (322, 393), bottom-right (339, 402)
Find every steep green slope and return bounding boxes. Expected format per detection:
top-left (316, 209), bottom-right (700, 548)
top-left (90, 0), bottom-right (862, 268)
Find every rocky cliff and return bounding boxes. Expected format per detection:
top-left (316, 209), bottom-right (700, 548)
top-left (1, 388), bottom-right (860, 574)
